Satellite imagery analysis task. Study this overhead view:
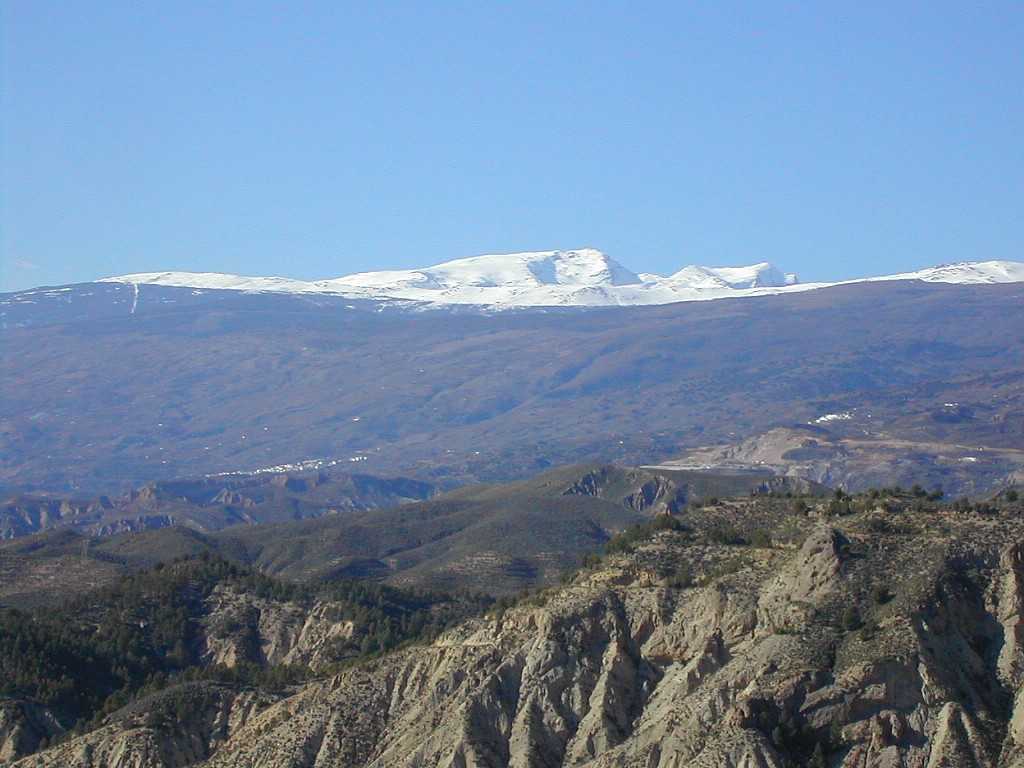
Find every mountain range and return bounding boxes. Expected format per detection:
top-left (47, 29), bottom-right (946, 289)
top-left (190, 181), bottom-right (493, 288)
top-left (3, 266), bottom-right (1024, 496)
top-left (4, 251), bottom-right (1024, 767)
top-left (90, 249), bottom-right (1024, 309)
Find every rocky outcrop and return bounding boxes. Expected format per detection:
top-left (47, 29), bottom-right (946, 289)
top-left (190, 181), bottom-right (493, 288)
top-left (8, 684), bottom-right (276, 768)
top-left (200, 586), bottom-right (357, 671)
top-left (0, 498), bottom-right (107, 539)
top-left (16, 511), bottom-right (1024, 767)
top-left (563, 467), bottom-right (688, 514)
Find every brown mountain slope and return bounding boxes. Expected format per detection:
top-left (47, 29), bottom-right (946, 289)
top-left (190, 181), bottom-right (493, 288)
top-left (3, 280), bottom-right (1024, 496)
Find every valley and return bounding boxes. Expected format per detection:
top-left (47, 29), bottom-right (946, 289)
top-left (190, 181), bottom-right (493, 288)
top-left (0, 464), bottom-right (815, 605)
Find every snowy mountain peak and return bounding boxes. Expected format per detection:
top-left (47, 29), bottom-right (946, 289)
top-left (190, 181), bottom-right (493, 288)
top-left (662, 262), bottom-right (798, 290)
top-left (98, 253), bottom-right (1024, 310)
top-left (706, 262), bottom-right (796, 289)
top-left (867, 260), bottom-right (1024, 285)
top-left (329, 249), bottom-right (641, 292)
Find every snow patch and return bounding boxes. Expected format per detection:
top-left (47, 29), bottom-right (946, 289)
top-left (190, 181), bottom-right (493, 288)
top-left (811, 412), bottom-right (854, 424)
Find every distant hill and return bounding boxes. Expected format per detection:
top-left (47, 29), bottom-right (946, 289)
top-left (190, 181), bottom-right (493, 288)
top-left (0, 468), bottom-right (435, 540)
top-left (0, 464), bottom-right (822, 606)
top-left (2, 278), bottom-right (1024, 496)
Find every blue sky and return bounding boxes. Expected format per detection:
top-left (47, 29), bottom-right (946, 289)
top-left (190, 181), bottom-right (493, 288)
top-left (2, 1), bottom-right (1022, 291)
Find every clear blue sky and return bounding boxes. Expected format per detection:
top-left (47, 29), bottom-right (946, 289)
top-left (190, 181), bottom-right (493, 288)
top-left (2, 1), bottom-right (1022, 291)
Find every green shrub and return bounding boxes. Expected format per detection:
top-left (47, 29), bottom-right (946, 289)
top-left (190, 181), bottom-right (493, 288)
top-left (872, 585), bottom-right (893, 604)
top-left (841, 606), bottom-right (862, 631)
top-left (580, 553), bottom-right (602, 569)
top-left (789, 499), bottom-right (809, 515)
top-left (604, 515), bottom-right (686, 555)
top-left (707, 524), bottom-right (745, 546)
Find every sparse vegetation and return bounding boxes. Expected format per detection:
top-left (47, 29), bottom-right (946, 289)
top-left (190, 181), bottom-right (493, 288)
top-left (0, 553), bottom-right (490, 732)
top-left (707, 523), bottom-right (746, 546)
top-left (666, 561), bottom-right (694, 589)
top-left (604, 514), bottom-right (687, 555)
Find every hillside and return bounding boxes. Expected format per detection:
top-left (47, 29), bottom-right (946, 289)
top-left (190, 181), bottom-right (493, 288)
top-left (0, 468), bottom-right (435, 540)
top-left (0, 554), bottom-right (488, 763)
top-left (3, 279), bottom-right (1024, 496)
top-left (11, 485), bottom-right (1024, 766)
top-left (0, 465), bottom-right (812, 606)
top-left (214, 464), bottom-right (817, 593)
top-left (650, 424), bottom-right (1024, 496)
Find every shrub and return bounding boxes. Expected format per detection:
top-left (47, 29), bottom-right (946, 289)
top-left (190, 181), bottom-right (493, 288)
top-left (827, 498), bottom-right (853, 517)
top-left (841, 606), bottom-right (862, 631)
top-left (666, 562), bottom-right (693, 589)
top-left (604, 515), bottom-right (686, 555)
top-left (707, 524), bottom-right (745, 546)
top-left (580, 553), bottom-right (602, 569)
top-left (866, 517), bottom-right (901, 535)
top-left (859, 620), bottom-right (880, 641)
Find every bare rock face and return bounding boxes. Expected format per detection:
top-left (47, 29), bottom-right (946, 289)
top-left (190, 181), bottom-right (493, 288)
top-left (10, 683), bottom-right (275, 768)
top-left (16, 513), bottom-right (1024, 767)
top-left (757, 525), bottom-right (847, 633)
top-left (200, 585), bottom-right (356, 671)
top-left (562, 467), bottom-right (688, 515)
top-left (993, 541), bottom-right (1024, 766)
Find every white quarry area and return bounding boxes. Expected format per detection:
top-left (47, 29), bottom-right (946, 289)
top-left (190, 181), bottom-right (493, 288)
top-left (100, 249), bottom-right (1024, 309)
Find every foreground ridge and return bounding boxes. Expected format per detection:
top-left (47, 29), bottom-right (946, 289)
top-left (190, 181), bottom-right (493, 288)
top-left (15, 490), bottom-right (1024, 767)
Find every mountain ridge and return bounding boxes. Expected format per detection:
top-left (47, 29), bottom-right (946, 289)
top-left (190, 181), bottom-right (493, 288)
top-left (3, 280), bottom-right (1024, 495)
top-left (10, 487), bottom-right (1024, 767)
top-left (91, 249), bottom-right (1024, 309)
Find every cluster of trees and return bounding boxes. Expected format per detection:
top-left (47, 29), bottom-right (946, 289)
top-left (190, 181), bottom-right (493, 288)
top-left (0, 552), bottom-right (490, 734)
top-left (824, 484), bottom-right (1021, 518)
top-left (825, 485), bottom-right (947, 516)
top-left (603, 514), bottom-right (688, 555)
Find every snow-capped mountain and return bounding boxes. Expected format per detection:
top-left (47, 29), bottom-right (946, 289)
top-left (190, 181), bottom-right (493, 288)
top-left (99, 250), bottom-right (1024, 309)
top-left (863, 260), bottom-right (1024, 285)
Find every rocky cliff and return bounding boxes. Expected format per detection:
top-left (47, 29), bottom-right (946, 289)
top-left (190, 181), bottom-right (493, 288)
top-left (14, 496), bottom-right (1024, 767)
